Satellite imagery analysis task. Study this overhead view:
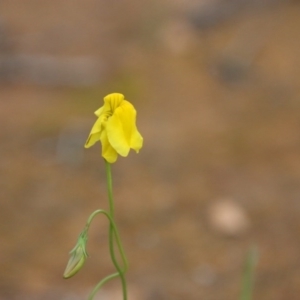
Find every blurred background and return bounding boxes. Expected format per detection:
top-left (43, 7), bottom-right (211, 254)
top-left (1, 0), bottom-right (300, 299)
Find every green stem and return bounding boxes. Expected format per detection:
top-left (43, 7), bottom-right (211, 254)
top-left (105, 160), bottom-right (128, 300)
top-left (85, 210), bottom-right (128, 300)
top-left (85, 209), bottom-right (128, 272)
top-left (105, 160), bottom-right (115, 217)
top-left (88, 272), bottom-right (119, 300)
top-left (240, 246), bottom-right (258, 300)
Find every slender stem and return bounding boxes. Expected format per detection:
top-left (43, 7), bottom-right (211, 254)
top-left (240, 246), bottom-right (258, 300)
top-left (85, 210), bottom-right (128, 300)
top-left (85, 209), bottom-right (128, 271)
top-left (105, 160), bottom-right (128, 300)
top-left (105, 160), bottom-right (114, 218)
top-left (88, 272), bottom-right (119, 300)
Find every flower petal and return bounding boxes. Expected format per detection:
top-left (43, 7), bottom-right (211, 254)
top-left (129, 124), bottom-right (143, 153)
top-left (106, 105), bottom-right (131, 157)
top-left (110, 100), bottom-right (143, 153)
top-left (100, 129), bottom-right (118, 163)
top-left (104, 93), bottom-right (124, 111)
top-left (94, 106), bottom-right (103, 117)
top-left (84, 117), bottom-right (103, 148)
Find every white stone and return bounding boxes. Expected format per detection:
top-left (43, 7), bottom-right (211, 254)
top-left (208, 198), bottom-right (250, 237)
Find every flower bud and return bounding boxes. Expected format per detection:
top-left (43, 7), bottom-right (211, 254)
top-left (63, 233), bottom-right (88, 279)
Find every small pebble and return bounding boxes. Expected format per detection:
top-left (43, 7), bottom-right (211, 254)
top-left (207, 198), bottom-right (250, 237)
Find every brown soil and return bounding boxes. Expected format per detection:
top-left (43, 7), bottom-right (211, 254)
top-left (1, 1), bottom-right (300, 299)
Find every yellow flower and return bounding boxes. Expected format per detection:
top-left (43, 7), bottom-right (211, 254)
top-left (85, 93), bottom-right (143, 163)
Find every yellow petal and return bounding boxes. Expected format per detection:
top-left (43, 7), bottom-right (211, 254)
top-left (100, 129), bottom-right (118, 163)
top-left (94, 106), bottom-right (104, 117)
top-left (109, 100), bottom-right (143, 153)
top-left (104, 93), bottom-right (124, 111)
top-left (122, 101), bottom-right (143, 152)
top-left (84, 117), bottom-right (103, 148)
top-left (105, 104), bottom-right (132, 157)
top-left (129, 124), bottom-right (143, 153)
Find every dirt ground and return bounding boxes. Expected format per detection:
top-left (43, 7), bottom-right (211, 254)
top-left (1, 1), bottom-right (300, 300)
